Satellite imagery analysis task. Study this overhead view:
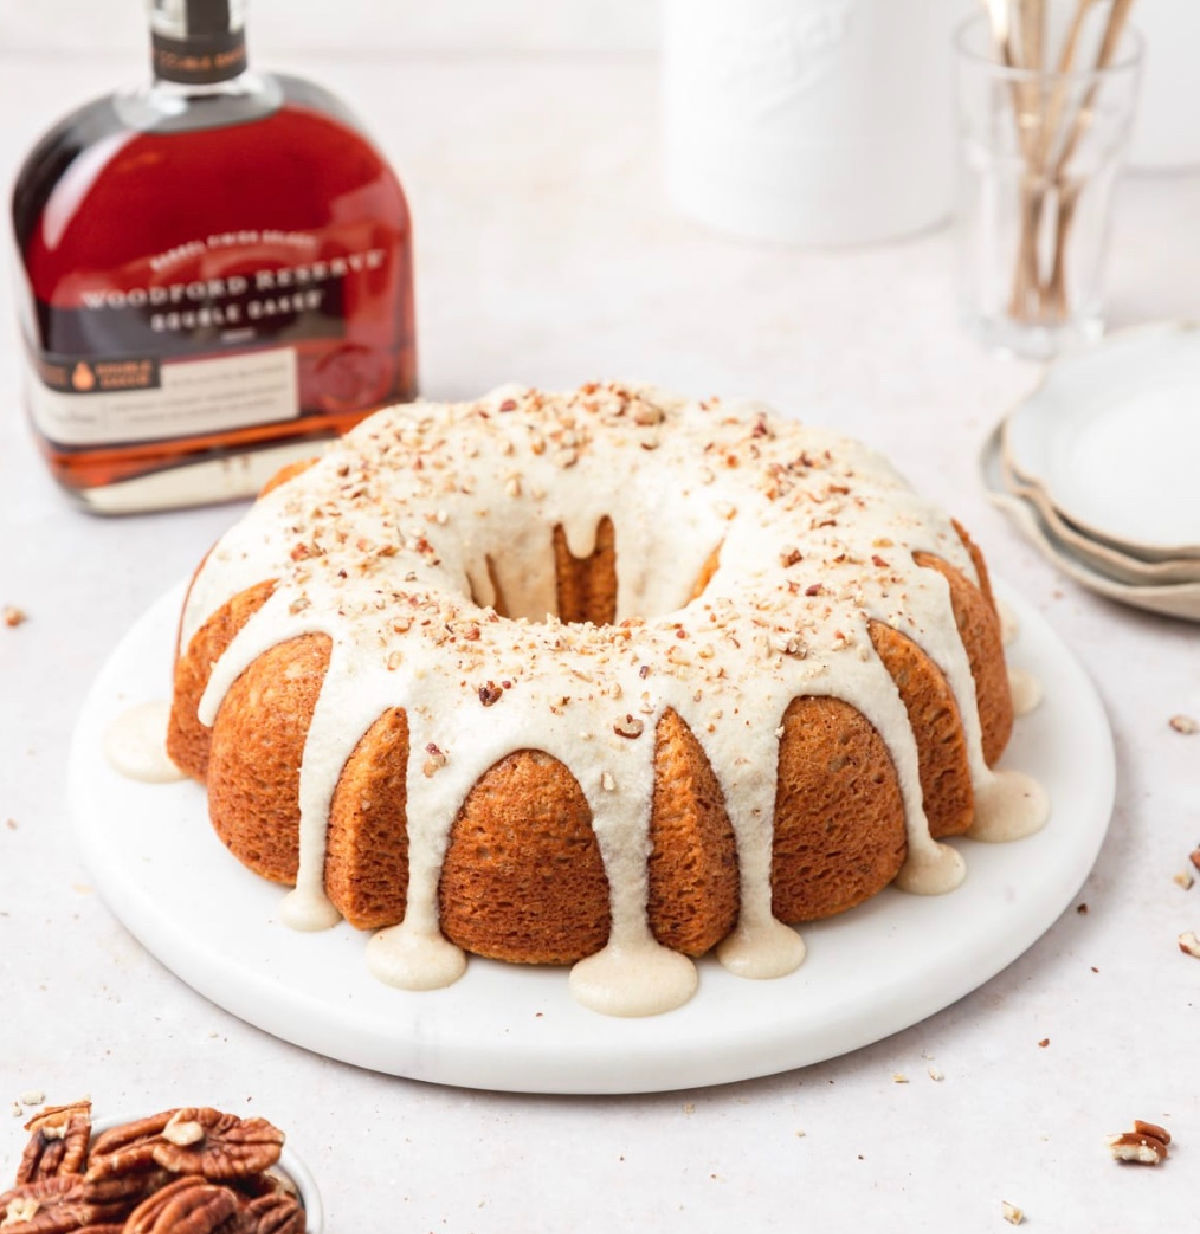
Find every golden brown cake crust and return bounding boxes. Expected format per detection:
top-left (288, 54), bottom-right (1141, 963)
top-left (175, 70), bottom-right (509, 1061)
top-left (438, 749), bottom-right (611, 965)
top-left (647, 708), bottom-right (739, 955)
top-left (553, 516), bottom-right (617, 625)
top-left (206, 632), bottom-right (332, 884)
top-left (326, 708), bottom-right (410, 930)
top-left (771, 695), bottom-right (908, 923)
top-left (868, 619), bottom-right (974, 839)
top-left (914, 552), bottom-right (1013, 767)
top-left (167, 578), bottom-right (276, 781)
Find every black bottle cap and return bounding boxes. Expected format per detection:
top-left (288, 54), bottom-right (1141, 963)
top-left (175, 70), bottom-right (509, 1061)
top-left (150, 0), bottom-right (247, 85)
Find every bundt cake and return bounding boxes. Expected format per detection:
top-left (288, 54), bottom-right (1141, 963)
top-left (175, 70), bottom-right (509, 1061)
top-left (166, 382), bottom-right (1048, 1016)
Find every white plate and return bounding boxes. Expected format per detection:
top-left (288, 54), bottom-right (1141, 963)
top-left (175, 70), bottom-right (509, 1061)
top-left (1004, 322), bottom-right (1200, 558)
top-left (992, 428), bottom-right (1200, 587)
top-left (71, 580), bottom-right (1114, 1095)
top-left (982, 424), bottom-right (1200, 622)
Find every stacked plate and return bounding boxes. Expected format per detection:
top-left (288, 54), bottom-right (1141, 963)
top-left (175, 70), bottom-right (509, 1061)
top-left (980, 323), bottom-right (1200, 621)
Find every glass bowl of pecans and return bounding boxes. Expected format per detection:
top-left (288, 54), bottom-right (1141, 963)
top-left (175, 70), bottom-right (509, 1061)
top-left (2, 1100), bottom-right (323, 1233)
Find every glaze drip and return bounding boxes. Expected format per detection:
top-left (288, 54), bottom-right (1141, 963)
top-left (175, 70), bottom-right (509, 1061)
top-left (105, 702), bottom-right (185, 785)
top-left (179, 383), bottom-right (1047, 1015)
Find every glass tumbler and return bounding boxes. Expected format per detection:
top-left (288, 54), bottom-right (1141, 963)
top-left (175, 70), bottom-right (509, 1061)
top-left (954, 14), bottom-right (1142, 358)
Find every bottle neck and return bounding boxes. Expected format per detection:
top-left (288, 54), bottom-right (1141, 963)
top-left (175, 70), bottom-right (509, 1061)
top-left (149, 0), bottom-right (248, 86)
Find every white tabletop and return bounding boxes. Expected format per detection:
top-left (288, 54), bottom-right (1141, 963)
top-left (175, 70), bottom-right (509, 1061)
top-left (2, 51), bottom-right (1198, 1233)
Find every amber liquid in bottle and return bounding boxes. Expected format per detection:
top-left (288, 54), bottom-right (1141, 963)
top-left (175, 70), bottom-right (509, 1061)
top-left (11, 0), bottom-right (417, 512)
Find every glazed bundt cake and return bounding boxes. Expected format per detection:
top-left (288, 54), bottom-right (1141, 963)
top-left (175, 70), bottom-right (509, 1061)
top-left (167, 383), bottom-right (1048, 1016)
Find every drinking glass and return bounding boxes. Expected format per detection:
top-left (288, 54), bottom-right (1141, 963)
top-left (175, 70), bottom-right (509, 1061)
top-left (954, 13), bottom-right (1143, 358)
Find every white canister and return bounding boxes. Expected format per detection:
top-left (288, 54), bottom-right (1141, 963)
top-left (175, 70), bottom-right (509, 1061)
top-left (663, 0), bottom-right (971, 246)
top-left (1128, 1), bottom-right (1200, 170)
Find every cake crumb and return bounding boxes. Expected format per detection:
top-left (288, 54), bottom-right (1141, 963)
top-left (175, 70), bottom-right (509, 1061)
top-left (3, 606), bottom-right (26, 628)
top-left (1174, 870), bottom-right (1195, 891)
top-left (1179, 931), bottom-right (1200, 959)
top-left (891, 1073), bottom-right (909, 1084)
top-left (1001, 1200), bottom-right (1025, 1225)
top-left (10, 1102), bottom-right (22, 1118)
top-left (682, 1102), bottom-right (696, 1115)
top-left (794, 1129), bottom-right (806, 1138)
top-left (1038, 1038), bottom-right (1050, 1049)
top-left (19, 1090), bottom-right (44, 1107)
top-left (4, 819), bottom-right (16, 831)
top-left (1168, 713), bottom-right (1198, 734)
top-left (1076, 902), bottom-right (1089, 914)
top-left (927, 1066), bottom-right (944, 1082)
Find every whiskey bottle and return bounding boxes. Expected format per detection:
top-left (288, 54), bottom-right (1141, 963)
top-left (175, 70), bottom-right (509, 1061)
top-left (11, 0), bottom-right (418, 512)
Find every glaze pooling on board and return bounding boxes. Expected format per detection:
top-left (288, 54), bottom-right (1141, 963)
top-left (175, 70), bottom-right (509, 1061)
top-left (105, 701), bottom-right (185, 784)
top-left (180, 383), bottom-right (1046, 1016)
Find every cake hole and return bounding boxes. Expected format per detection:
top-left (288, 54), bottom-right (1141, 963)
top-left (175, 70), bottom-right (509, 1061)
top-left (467, 516), bottom-right (723, 627)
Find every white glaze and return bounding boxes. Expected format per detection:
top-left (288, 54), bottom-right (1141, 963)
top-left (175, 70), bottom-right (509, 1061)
top-left (1008, 667), bottom-right (1043, 716)
top-left (178, 383), bottom-right (1048, 1016)
top-left (969, 770), bottom-right (1050, 842)
top-left (997, 599), bottom-right (1019, 647)
top-left (104, 701), bottom-right (185, 784)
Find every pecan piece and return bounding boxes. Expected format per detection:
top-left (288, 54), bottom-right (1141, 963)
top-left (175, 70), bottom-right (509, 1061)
top-left (243, 1194), bottom-right (304, 1234)
top-left (0, 1175), bottom-right (135, 1233)
top-left (123, 1177), bottom-right (243, 1234)
top-left (16, 1103), bottom-right (91, 1185)
top-left (88, 1110), bottom-right (283, 1182)
top-left (1107, 1126), bottom-right (1170, 1165)
top-left (229, 1170), bottom-right (297, 1204)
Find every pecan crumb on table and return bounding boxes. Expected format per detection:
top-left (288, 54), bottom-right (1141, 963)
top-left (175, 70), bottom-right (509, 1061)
top-left (1001, 1200), bottom-right (1025, 1225)
top-left (1179, 931), bottom-right (1200, 960)
top-left (1168, 713), bottom-right (1198, 734)
top-left (1108, 1119), bottom-right (1171, 1166)
top-left (2, 606), bottom-right (27, 628)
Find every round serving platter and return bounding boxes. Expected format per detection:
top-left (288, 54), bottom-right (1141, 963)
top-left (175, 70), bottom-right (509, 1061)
top-left (70, 579), bottom-right (1114, 1095)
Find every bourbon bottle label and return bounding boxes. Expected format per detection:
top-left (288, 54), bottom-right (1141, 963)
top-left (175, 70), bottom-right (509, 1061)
top-left (27, 348), bottom-right (298, 446)
top-left (22, 231), bottom-right (394, 448)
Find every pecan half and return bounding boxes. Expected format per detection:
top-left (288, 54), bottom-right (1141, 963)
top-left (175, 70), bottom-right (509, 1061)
top-left (16, 1103), bottom-right (91, 1185)
top-left (88, 1110), bottom-right (283, 1182)
top-left (0, 1175), bottom-right (139, 1234)
top-left (243, 1194), bottom-right (304, 1234)
top-left (123, 1178), bottom-right (243, 1234)
top-left (1108, 1129), bottom-right (1170, 1165)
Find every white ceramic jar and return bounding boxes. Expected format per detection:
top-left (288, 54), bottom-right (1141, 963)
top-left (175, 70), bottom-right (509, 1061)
top-left (663, 0), bottom-right (971, 246)
top-left (1128, 0), bottom-right (1200, 170)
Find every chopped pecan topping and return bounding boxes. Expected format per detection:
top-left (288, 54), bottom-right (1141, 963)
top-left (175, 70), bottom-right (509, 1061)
top-left (16, 1103), bottom-right (91, 1185)
top-left (421, 743), bottom-right (447, 777)
top-left (123, 1177), bottom-right (241, 1234)
top-left (612, 714), bottom-right (645, 739)
top-left (477, 681), bottom-right (503, 707)
top-left (88, 1110), bottom-right (283, 1182)
top-left (243, 1193), bottom-right (304, 1234)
